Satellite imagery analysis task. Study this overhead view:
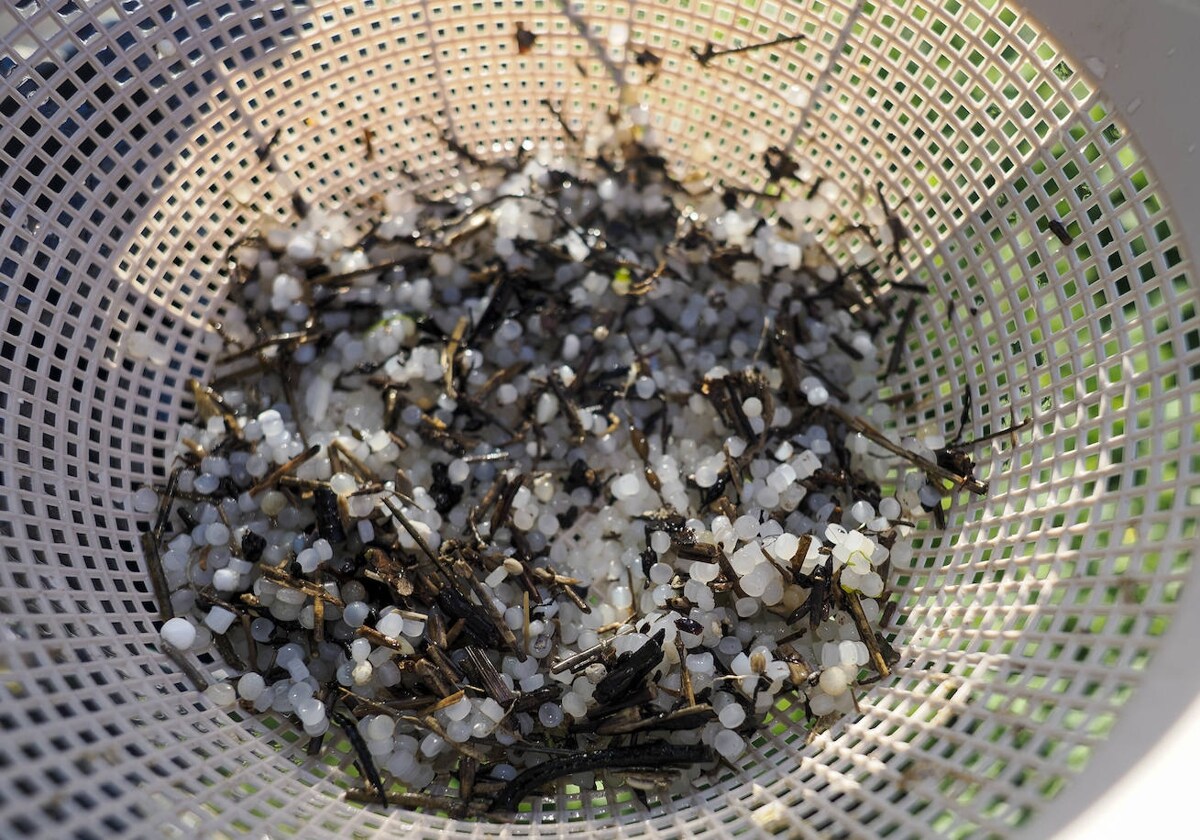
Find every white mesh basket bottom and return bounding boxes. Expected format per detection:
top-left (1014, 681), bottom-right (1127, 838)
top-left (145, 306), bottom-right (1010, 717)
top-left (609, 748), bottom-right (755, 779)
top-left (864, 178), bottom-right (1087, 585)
top-left (1, 1), bottom-right (1199, 838)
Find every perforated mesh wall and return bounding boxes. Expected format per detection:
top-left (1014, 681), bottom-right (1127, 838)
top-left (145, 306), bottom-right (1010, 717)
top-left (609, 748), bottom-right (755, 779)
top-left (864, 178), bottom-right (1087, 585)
top-left (1, 1), bottom-right (1198, 838)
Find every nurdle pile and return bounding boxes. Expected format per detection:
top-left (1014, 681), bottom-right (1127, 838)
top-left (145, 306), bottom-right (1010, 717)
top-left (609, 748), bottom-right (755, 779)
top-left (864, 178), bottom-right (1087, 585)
top-left (136, 104), bottom-right (991, 815)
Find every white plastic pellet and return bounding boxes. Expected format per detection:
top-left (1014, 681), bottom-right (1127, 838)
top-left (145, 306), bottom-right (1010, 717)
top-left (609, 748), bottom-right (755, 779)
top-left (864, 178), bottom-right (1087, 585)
top-left (203, 682), bottom-right (237, 707)
top-left (351, 660), bottom-right (373, 685)
top-left (445, 719), bottom-right (473, 743)
top-left (343, 601), bottom-right (370, 627)
top-left (237, 672), bottom-right (266, 701)
top-left (212, 568), bottom-right (240, 592)
top-left (480, 697), bottom-right (506, 722)
top-left (719, 703), bottom-right (747, 729)
top-left (819, 665), bottom-right (849, 696)
top-left (204, 522), bottom-right (230, 546)
top-left (649, 562), bottom-right (674, 585)
top-left (446, 696), bottom-right (473, 721)
top-left (350, 638), bottom-right (372, 662)
top-left (204, 606), bottom-right (237, 635)
top-left (879, 497), bottom-right (902, 519)
top-left (538, 702), bottom-right (564, 728)
top-left (714, 729), bottom-right (746, 760)
top-left (132, 486), bottom-right (159, 513)
top-left (420, 733), bottom-right (445, 758)
top-left (561, 692), bottom-right (588, 718)
top-left (650, 530), bottom-right (672, 554)
top-left (448, 459), bottom-right (470, 483)
top-left (160, 617), bottom-right (197, 650)
top-left (611, 473), bottom-right (640, 499)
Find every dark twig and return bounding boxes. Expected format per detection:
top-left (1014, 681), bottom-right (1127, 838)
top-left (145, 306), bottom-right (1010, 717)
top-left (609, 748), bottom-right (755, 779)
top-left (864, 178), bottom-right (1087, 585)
top-left (691, 34), bottom-right (806, 67)
top-left (490, 743), bottom-right (714, 812)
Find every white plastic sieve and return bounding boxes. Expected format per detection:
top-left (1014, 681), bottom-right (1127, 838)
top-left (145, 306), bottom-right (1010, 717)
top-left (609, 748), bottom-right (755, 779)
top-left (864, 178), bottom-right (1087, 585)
top-left (2, 1), bottom-right (1199, 838)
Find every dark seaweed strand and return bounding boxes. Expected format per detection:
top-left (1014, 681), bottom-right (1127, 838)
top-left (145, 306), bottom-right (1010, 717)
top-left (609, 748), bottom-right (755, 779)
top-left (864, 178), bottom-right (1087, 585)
top-left (489, 743), bottom-right (714, 812)
top-left (331, 711), bottom-right (388, 805)
top-left (592, 627), bottom-right (665, 704)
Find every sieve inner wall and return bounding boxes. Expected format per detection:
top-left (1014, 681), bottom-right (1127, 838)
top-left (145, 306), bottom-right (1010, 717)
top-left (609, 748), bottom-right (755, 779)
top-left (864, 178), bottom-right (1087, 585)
top-left (0, 1), bottom-right (1198, 838)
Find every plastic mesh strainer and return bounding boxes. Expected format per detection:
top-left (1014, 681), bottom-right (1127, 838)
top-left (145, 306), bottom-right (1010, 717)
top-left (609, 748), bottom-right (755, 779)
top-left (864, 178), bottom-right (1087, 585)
top-left (3, 1), bottom-right (1200, 837)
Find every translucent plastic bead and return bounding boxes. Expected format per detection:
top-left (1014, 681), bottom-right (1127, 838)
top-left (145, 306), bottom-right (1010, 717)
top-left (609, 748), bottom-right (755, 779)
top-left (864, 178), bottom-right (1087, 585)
top-left (719, 703), bottom-right (746, 729)
top-left (237, 672), bottom-right (266, 701)
top-left (714, 729), bottom-right (746, 760)
top-left (342, 600), bottom-right (370, 627)
top-left (538, 702), bottom-right (564, 728)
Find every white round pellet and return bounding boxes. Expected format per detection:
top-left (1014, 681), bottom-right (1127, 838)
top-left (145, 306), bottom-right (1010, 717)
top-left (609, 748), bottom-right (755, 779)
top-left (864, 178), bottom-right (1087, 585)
top-left (448, 459), bottom-right (470, 483)
top-left (693, 464), bottom-right (717, 488)
top-left (160, 617), bottom-right (197, 650)
top-left (251, 618), bottom-right (274, 642)
top-left (849, 500), bottom-right (874, 524)
top-left (650, 530), bottom-right (672, 554)
top-left (809, 692), bottom-right (837, 716)
top-left (734, 515), bottom-right (758, 541)
top-left (203, 682), bottom-right (237, 707)
top-left (860, 598), bottom-right (882, 623)
top-left (878, 494), bottom-right (897, 520)
top-left (237, 672), bottom-right (266, 701)
top-left (132, 486), bottom-right (159, 513)
top-left (329, 472), bottom-right (357, 496)
top-left (194, 474), bottom-right (220, 495)
top-left (446, 719), bottom-right (473, 743)
top-left (561, 692), bottom-right (588, 718)
top-left (350, 638), bottom-right (371, 662)
top-left (480, 697), bottom-right (506, 722)
top-left (366, 715), bottom-right (396, 743)
top-left (296, 547), bottom-right (320, 573)
top-left (259, 491), bottom-right (287, 517)
top-left (496, 383), bottom-right (518, 405)
top-left (537, 513), bottom-right (559, 536)
top-left (295, 697), bottom-right (324, 725)
top-left (491, 763), bottom-right (517, 781)
top-left (351, 660), bottom-right (373, 685)
top-left (275, 643), bottom-right (305, 667)
top-left (611, 473), bottom-right (640, 499)
top-left (819, 665), bottom-right (849, 696)
top-left (686, 652), bottom-right (713, 674)
top-left (535, 391), bottom-right (559, 425)
top-left (538, 702), bottom-right (564, 728)
top-left (718, 703), bottom-right (746, 729)
top-left (713, 729), bottom-right (746, 760)
top-left (519, 673), bottom-right (545, 692)
top-left (772, 533), bottom-right (799, 561)
top-left (610, 585), bottom-right (633, 609)
top-left (204, 606), bottom-right (237, 635)
top-left (288, 682), bottom-right (314, 708)
top-left (420, 733), bottom-right (445, 757)
top-left (918, 484), bottom-right (942, 507)
top-left (212, 568), bottom-right (239, 592)
top-left (204, 522), bottom-right (229, 546)
top-left (649, 562), bottom-right (674, 585)
top-left (386, 750), bottom-right (416, 779)
top-left (859, 572), bottom-right (885, 598)
top-left (446, 696), bottom-right (473, 721)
